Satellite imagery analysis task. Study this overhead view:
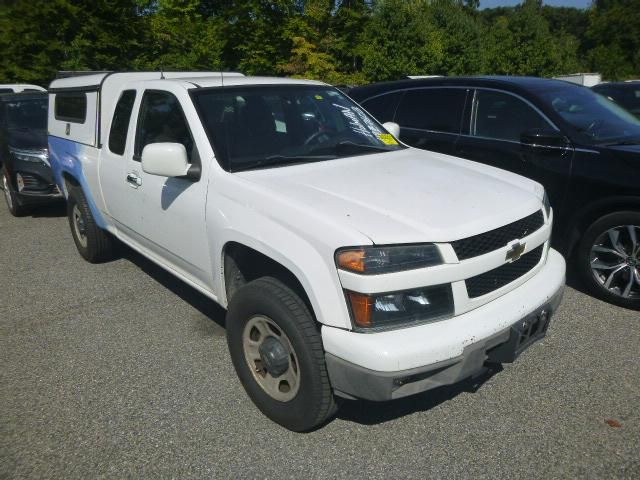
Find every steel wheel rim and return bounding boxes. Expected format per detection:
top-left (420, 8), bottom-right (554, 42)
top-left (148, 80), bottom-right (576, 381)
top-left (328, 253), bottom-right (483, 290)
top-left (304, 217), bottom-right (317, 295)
top-left (590, 224), bottom-right (640, 299)
top-left (3, 173), bottom-right (13, 210)
top-left (242, 315), bottom-right (301, 402)
top-left (72, 204), bottom-right (88, 248)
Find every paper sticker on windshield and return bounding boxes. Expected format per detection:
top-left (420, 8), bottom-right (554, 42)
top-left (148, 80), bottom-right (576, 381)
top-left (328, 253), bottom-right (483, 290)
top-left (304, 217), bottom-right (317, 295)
top-left (315, 95), bottom-right (323, 100)
top-left (378, 133), bottom-right (398, 145)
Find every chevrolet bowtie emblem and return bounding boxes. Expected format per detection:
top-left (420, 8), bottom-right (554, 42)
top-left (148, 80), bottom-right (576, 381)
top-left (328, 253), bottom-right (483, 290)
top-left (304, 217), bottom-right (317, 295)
top-left (506, 242), bottom-right (526, 262)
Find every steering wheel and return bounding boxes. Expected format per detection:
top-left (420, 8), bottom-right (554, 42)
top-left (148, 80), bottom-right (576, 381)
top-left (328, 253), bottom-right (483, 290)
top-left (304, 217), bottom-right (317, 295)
top-left (585, 119), bottom-right (603, 137)
top-left (303, 130), bottom-right (332, 146)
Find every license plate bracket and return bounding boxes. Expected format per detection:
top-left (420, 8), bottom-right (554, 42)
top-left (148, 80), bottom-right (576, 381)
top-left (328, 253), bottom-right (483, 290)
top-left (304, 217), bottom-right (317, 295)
top-left (486, 306), bottom-right (552, 364)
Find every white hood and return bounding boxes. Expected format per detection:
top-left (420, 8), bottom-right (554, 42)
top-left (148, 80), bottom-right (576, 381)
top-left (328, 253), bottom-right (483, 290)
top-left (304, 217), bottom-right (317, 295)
top-left (236, 148), bottom-right (544, 245)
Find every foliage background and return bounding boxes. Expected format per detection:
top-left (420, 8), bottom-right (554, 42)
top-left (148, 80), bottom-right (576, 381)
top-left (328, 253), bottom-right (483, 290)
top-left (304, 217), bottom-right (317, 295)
top-left (0, 0), bottom-right (638, 87)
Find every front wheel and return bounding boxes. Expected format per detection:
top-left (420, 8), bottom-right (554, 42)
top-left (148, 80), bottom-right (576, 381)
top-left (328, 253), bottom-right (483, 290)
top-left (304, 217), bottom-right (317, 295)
top-left (226, 277), bottom-right (337, 431)
top-left (2, 167), bottom-right (28, 217)
top-left (67, 186), bottom-right (114, 263)
top-left (576, 211), bottom-right (640, 310)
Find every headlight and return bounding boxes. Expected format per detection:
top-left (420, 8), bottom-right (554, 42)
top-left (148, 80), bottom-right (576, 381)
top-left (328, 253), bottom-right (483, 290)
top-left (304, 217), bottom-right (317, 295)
top-left (10, 148), bottom-right (49, 166)
top-left (336, 244), bottom-right (442, 274)
top-left (542, 189), bottom-right (551, 218)
top-left (346, 284), bottom-right (453, 329)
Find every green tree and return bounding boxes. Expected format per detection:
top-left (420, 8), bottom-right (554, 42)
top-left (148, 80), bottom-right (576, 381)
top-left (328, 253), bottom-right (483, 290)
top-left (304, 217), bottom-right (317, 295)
top-left (360, 0), bottom-right (445, 81)
top-left (212, 0), bottom-right (297, 75)
top-left (585, 0), bottom-right (640, 79)
top-left (430, 0), bottom-right (483, 75)
top-left (134, 0), bottom-right (224, 70)
top-left (481, 0), bottom-right (580, 76)
top-left (0, 0), bottom-right (143, 85)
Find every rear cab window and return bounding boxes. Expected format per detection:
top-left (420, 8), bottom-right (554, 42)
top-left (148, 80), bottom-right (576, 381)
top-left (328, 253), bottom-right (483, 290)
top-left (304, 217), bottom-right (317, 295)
top-left (108, 90), bottom-right (137, 155)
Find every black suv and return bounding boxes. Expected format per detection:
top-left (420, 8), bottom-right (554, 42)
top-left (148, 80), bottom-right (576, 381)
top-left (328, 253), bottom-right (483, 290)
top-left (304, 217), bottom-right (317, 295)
top-left (0, 92), bottom-right (61, 216)
top-left (350, 76), bottom-right (640, 309)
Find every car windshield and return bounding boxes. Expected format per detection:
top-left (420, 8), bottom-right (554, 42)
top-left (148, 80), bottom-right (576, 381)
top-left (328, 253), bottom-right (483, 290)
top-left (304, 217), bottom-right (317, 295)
top-left (192, 85), bottom-right (405, 171)
top-left (540, 87), bottom-right (640, 145)
top-left (4, 98), bottom-right (48, 130)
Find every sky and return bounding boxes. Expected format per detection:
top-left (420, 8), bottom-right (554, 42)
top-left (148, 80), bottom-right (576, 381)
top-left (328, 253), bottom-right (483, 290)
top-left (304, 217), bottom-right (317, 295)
top-left (480, 0), bottom-right (592, 8)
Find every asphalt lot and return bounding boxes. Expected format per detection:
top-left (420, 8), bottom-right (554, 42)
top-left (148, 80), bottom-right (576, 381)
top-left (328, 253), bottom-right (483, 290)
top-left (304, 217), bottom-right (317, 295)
top-left (1, 202), bottom-right (638, 479)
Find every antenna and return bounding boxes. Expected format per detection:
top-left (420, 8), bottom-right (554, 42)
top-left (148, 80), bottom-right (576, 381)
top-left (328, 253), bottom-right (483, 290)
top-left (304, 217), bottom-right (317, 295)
top-left (220, 71), bottom-right (224, 87)
top-left (160, 67), bottom-right (165, 80)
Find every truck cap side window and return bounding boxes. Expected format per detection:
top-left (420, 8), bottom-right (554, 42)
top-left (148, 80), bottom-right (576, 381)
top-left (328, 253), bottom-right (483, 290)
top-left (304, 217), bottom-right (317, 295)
top-left (54, 92), bottom-right (87, 123)
top-left (134, 90), bottom-right (196, 163)
top-left (108, 90), bottom-right (136, 155)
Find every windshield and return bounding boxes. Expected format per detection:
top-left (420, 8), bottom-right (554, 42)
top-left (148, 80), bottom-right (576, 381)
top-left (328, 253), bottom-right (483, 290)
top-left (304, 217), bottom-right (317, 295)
top-left (4, 98), bottom-right (48, 130)
top-left (540, 87), bottom-right (640, 145)
top-left (192, 85), bottom-right (405, 171)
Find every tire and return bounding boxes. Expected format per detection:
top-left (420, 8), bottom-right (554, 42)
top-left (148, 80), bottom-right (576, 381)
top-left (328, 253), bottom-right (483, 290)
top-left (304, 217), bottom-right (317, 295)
top-left (226, 277), bottom-right (337, 431)
top-left (575, 211), bottom-right (640, 310)
top-left (67, 186), bottom-right (113, 263)
top-left (2, 167), bottom-right (28, 217)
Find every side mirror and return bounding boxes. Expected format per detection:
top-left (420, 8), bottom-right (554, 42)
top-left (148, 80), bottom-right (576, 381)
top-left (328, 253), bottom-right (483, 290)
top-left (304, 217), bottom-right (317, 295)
top-left (141, 143), bottom-right (194, 178)
top-left (382, 121), bottom-right (400, 138)
top-left (520, 129), bottom-right (569, 149)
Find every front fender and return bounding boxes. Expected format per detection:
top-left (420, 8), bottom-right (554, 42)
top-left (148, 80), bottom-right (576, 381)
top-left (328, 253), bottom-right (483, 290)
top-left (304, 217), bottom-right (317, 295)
top-left (209, 201), bottom-right (355, 330)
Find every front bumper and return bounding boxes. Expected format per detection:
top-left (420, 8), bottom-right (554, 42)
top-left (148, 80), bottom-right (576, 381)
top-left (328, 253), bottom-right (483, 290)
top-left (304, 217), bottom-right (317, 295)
top-left (5, 159), bottom-right (62, 205)
top-left (323, 248), bottom-right (566, 401)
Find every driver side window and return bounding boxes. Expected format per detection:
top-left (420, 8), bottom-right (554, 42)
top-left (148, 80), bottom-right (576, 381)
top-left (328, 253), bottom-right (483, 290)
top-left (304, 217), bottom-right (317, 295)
top-left (473, 90), bottom-right (549, 142)
top-left (134, 90), bottom-right (196, 162)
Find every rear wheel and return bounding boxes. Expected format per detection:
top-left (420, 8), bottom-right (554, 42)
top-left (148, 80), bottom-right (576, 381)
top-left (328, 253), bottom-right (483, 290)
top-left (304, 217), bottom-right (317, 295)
top-left (226, 277), bottom-right (337, 431)
top-left (576, 211), bottom-right (640, 310)
top-left (2, 167), bottom-right (28, 217)
top-left (67, 186), bottom-right (114, 263)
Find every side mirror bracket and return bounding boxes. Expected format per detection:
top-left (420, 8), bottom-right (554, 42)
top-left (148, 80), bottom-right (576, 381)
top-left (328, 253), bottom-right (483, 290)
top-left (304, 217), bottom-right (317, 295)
top-left (382, 121), bottom-right (401, 138)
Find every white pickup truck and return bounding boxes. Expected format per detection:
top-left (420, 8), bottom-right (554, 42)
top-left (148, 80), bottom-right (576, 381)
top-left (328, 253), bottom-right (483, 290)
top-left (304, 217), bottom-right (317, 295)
top-left (47, 72), bottom-right (565, 431)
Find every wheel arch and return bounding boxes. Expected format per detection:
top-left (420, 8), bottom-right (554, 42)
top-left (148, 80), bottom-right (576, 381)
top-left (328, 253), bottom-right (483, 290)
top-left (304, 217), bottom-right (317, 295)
top-left (223, 241), bottom-right (314, 314)
top-left (564, 196), bottom-right (640, 259)
top-left (219, 237), bottom-right (350, 329)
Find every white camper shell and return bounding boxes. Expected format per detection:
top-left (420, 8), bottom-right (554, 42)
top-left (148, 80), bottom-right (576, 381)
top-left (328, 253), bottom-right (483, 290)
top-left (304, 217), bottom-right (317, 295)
top-left (48, 72), bottom-right (244, 147)
top-left (0, 83), bottom-right (46, 94)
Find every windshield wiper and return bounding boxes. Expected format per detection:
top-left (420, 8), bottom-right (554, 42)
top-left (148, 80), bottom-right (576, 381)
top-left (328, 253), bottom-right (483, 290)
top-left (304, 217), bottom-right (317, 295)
top-left (334, 140), bottom-right (397, 154)
top-left (600, 138), bottom-right (640, 146)
top-left (233, 154), bottom-right (336, 172)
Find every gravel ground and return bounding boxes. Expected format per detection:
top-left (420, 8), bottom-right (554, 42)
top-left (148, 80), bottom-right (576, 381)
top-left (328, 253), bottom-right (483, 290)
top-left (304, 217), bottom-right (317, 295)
top-left (1, 203), bottom-right (638, 479)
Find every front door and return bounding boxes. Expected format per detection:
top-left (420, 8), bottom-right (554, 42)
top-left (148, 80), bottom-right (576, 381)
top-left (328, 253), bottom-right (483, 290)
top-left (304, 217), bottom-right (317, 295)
top-left (119, 88), bottom-right (211, 287)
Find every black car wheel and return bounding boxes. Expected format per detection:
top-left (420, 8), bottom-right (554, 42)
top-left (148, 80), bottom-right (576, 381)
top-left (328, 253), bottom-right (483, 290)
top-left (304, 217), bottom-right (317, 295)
top-left (67, 186), bottom-right (114, 263)
top-left (226, 277), bottom-right (337, 432)
top-left (2, 167), bottom-right (27, 217)
top-left (576, 211), bottom-right (640, 310)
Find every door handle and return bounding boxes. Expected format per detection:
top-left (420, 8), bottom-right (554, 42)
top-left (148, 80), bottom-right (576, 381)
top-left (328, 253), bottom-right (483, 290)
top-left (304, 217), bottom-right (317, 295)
top-left (126, 173), bottom-right (142, 187)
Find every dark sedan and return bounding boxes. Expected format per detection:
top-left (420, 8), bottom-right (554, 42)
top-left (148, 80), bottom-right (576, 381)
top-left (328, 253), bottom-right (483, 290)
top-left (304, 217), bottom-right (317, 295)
top-left (349, 76), bottom-right (640, 310)
top-left (0, 92), bottom-right (62, 216)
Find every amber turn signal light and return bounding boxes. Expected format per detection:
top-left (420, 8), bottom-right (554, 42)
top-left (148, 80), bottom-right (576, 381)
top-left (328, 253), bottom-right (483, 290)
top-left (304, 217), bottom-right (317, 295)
top-left (337, 249), bottom-right (366, 273)
top-left (346, 291), bottom-right (374, 327)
